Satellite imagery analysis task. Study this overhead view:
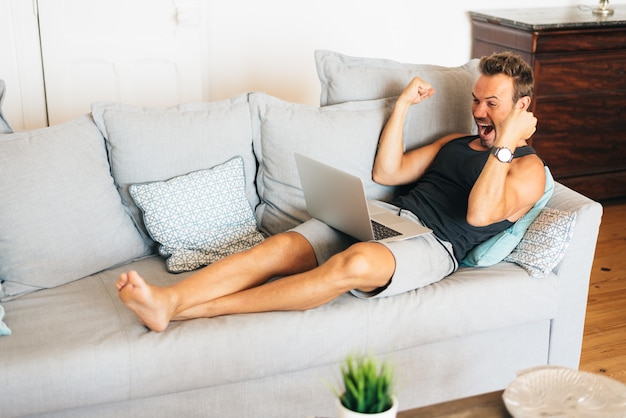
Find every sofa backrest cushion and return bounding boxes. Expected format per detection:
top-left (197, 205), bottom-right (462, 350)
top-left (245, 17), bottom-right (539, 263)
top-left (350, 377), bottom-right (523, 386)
top-left (315, 50), bottom-right (479, 149)
top-left (91, 95), bottom-right (258, 248)
top-left (250, 92), bottom-right (396, 236)
top-left (0, 115), bottom-right (149, 300)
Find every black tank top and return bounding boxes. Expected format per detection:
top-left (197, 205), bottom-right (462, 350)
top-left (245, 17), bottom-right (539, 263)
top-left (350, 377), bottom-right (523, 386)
top-left (392, 135), bottom-right (538, 261)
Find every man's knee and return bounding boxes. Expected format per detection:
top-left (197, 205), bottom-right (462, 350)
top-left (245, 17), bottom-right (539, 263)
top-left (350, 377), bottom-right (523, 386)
top-left (263, 231), bottom-right (318, 270)
top-left (335, 242), bottom-right (395, 287)
top-left (260, 231), bottom-right (309, 250)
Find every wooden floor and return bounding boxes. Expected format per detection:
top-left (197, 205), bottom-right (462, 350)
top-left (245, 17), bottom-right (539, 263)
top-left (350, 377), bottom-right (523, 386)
top-left (579, 197), bottom-right (626, 383)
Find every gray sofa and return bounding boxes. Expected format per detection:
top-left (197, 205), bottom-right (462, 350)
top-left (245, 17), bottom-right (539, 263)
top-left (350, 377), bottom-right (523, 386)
top-left (0, 51), bottom-right (602, 417)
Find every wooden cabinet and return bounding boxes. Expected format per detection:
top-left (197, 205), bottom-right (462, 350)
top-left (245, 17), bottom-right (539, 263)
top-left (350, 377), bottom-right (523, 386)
top-left (470, 6), bottom-right (626, 200)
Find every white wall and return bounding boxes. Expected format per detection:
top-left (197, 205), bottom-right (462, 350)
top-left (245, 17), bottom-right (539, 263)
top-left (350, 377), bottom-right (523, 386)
top-left (1, 0), bottom-right (623, 130)
top-left (203, 0), bottom-right (613, 105)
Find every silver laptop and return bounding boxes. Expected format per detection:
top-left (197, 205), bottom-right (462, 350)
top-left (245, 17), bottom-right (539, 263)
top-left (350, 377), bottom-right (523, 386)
top-left (294, 153), bottom-right (431, 243)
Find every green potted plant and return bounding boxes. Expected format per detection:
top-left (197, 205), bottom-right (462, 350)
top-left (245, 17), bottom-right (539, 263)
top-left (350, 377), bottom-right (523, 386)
top-left (335, 353), bottom-right (398, 417)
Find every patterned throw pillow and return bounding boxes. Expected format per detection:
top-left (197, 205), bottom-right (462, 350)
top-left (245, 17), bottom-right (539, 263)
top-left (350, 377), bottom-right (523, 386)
top-left (130, 157), bottom-right (265, 273)
top-left (504, 207), bottom-right (577, 278)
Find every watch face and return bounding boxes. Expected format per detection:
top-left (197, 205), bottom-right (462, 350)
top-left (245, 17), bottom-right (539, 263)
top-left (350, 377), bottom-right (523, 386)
top-left (496, 147), bottom-right (513, 162)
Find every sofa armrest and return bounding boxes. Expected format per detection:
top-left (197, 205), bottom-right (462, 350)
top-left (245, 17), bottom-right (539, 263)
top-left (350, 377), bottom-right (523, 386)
top-left (544, 182), bottom-right (603, 368)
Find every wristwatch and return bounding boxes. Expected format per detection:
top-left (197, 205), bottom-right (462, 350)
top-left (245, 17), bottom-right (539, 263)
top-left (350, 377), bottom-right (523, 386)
top-left (490, 146), bottom-right (513, 163)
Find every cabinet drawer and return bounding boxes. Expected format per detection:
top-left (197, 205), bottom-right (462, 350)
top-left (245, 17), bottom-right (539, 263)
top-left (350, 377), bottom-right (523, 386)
top-left (533, 94), bottom-right (626, 133)
top-left (532, 130), bottom-right (626, 178)
top-left (535, 28), bottom-right (626, 53)
top-left (532, 94), bottom-right (626, 177)
top-left (535, 53), bottom-right (626, 97)
top-left (559, 171), bottom-right (626, 201)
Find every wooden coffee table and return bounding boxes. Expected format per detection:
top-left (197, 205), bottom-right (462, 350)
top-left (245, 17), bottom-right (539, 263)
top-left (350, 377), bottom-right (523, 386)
top-left (398, 390), bottom-right (512, 417)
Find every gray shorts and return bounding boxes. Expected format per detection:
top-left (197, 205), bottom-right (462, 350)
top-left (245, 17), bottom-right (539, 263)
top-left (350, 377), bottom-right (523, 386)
top-left (289, 202), bottom-right (458, 299)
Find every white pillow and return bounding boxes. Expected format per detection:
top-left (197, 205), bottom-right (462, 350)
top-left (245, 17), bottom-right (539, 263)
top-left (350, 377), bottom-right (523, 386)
top-left (91, 96), bottom-right (258, 248)
top-left (314, 50), bottom-right (479, 150)
top-left (315, 49), bottom-right (479, 105)
top-left (130, 157), bottom-right (265, 273)
top-left (0, 115), bottom-right (149, 301)
top-left (504, 208), bottom-right (577, 278)
top-left (250, 92), bottom-right (396, 236)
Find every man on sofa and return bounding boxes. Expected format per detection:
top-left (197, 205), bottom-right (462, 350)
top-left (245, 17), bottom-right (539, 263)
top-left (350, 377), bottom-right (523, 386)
top-left (117, 51), bottom-right (546, 332)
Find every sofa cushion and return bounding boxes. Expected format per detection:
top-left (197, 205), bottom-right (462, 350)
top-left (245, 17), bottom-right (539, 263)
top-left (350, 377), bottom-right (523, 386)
top-left (91, 95), bottom-right (258, 248)
top-left (250, 92), bottom-right (396, 236)
top-left (0, 115), bottom-right (149, 301)
top-left (0, 256), bottom-right (558, 416)
top-left (130, 157), bottom-right (265, 273)
top-left (505, 207), bottom-right (577, 278)
top-left (314, 50), bottom-right (479, 149)
top-left (0, 303), bottom-right (10, 336)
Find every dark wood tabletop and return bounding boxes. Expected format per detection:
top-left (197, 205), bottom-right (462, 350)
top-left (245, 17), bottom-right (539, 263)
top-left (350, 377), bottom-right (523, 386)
top-left (397, 391), bottom-right (512, 418)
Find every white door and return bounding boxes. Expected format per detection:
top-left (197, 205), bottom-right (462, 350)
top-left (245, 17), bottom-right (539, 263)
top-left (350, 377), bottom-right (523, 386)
top-left (0, 0), bottom-right (48, 131)
top-left (37, 0), bottom-right (208, 125)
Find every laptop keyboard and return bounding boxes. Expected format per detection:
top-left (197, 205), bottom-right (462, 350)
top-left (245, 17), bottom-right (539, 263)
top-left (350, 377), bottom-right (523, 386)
top-left (371, 220), bottom-right (402, 240)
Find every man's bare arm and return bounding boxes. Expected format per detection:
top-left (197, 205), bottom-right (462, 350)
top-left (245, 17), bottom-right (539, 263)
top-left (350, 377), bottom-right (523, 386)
top-left (373, 77), bottom-right (458, 186)
top-left (467, 108), bottom-right (545, 226)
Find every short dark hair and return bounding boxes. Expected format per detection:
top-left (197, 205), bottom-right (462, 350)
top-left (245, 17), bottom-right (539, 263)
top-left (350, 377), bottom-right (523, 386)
top-left (479, 51), bottom-right (534, 103)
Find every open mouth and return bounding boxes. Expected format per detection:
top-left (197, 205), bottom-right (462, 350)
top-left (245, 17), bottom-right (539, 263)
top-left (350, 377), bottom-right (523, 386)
top-left (477, 122), bottom-right (494, 137)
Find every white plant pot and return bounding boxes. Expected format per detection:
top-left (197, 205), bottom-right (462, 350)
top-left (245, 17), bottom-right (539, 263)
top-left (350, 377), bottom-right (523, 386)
top-left (337, 396), bottom-right (398, 418)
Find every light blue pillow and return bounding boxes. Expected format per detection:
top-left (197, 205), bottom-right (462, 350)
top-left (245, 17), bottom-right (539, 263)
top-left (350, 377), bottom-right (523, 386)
top-left (0, 299), bottom-right (11, 336)
top-left (130, 157), bottom-right (265, 273)
top-left (461, 166), bottom-right (554, 267)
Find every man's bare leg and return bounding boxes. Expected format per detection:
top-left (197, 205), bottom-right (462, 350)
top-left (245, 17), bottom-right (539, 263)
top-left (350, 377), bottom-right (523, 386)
top-left (174, 241), bottom-right (395, 320)
top-left (117, 235), bottom-right (395, 331)
top-left (117, 232), bottom-right (318, 331)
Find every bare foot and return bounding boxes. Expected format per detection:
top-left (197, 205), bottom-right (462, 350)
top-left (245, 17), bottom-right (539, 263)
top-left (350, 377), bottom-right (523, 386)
top-left (116, 271), bottom-right (172, 332)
